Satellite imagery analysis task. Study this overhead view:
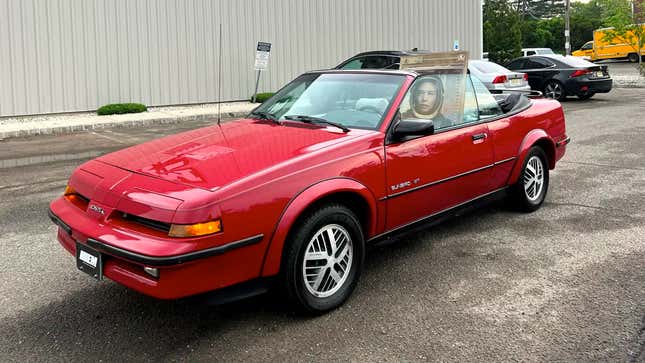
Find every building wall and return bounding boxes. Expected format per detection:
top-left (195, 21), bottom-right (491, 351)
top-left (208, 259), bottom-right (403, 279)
top-left (0, 0), bottom-right (482, 117)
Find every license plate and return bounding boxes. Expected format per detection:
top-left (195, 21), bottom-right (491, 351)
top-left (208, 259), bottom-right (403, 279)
top-left (76, 242), bottom-right (103, 280)
top-left (510, 79), bottom-right (522, 86)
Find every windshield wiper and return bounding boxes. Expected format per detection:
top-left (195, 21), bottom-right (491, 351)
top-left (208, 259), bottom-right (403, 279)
top-left (284, 115), bottom-right (350, 133)
top-left (248, 110), bottom-right (281, 125)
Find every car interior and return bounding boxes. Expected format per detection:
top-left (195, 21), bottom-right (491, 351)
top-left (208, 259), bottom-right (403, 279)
top-left (338, 55), bottom-right (533, 118)
top-left (493, 92), bottom-right (530, 114)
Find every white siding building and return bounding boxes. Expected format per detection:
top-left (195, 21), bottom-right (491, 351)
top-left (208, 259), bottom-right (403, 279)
top-left (0, 0), bottom-right (483, 117)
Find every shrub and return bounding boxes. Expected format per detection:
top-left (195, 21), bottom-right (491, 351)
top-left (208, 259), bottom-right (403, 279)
top-left (97, 103), bottom-right (147, 115)
top-left (250, 92), bottom-right (275, 103)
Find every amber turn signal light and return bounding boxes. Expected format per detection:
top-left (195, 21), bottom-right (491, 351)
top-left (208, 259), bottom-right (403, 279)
top-left (168, 219), bottom-right (222, 238)
top-left (64, 185), bottom-right (76, 196)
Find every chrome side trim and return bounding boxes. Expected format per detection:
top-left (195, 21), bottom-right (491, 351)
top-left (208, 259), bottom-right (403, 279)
top-left (380, 163), bottom-right (494, 201)
top-left (369, 187), bottom-right (508, 242)
top-left (494, 156), bottom-right (517, 165)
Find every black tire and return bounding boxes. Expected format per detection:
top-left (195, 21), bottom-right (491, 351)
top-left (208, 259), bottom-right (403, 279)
top-left (577, 92), bottom-right (595, 100)
top-left (628, 53), bottom-right (639, 63)
top-left (282, 204), bottom-right (365, 314)
top-left (511, 146), bottom-right (550, 212)
top-left (543, 80), bottom-right (566, 101)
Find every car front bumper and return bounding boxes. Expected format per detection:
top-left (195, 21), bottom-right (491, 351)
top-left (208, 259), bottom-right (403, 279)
top-left (49, 197), bottom-right (266, 299)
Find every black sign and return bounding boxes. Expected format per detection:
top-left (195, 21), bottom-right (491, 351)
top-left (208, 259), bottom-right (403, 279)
top-left (257, 42), bottom-right (271, 52)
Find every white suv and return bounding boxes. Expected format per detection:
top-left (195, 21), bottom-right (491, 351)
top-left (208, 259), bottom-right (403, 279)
top-left (522, 48), bottom-right (556, 57)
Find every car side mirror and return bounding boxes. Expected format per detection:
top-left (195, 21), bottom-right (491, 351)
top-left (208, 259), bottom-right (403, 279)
top-left (391, 118), bottom-right (435, 140)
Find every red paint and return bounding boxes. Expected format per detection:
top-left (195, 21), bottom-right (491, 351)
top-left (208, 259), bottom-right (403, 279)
top-left (492, 75), bottom-right (507, 84)
top-left (50, 73), bottom-right (568, 300)
top-left (570, 69), bottom-right (590, 78)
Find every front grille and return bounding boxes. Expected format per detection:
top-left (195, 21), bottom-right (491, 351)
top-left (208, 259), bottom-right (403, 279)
top-left (120, 212), bottom-right (171, 233)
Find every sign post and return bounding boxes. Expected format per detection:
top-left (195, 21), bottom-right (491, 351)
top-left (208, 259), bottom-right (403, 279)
top-left (252, 42), bottom-right (271, 103)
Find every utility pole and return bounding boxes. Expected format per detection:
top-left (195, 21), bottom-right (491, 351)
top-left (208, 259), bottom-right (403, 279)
top-left (564, 0), bottom-right (571, 55)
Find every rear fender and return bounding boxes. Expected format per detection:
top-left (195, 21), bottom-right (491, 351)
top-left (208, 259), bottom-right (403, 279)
top-left (260, 178), bottom-right (377, 277)
top-left (507, 129), bottom-right (556, 185)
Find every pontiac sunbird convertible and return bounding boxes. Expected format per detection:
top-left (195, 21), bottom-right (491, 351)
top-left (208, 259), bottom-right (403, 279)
top-left (49, 55), bottom-right (568, 313)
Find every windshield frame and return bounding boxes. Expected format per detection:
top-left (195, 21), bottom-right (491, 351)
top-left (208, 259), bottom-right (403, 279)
top-left (250, 70), bottom-right (409, 131)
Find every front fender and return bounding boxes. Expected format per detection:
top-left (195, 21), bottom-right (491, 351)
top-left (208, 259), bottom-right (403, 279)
top-left (507, 129), bottom-right (555, 185)
top-left (260, 177), bottom-right (378, 277)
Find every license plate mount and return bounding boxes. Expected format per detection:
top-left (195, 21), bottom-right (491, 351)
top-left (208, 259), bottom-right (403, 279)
top-left (76, 242), bottom-right (103, 280)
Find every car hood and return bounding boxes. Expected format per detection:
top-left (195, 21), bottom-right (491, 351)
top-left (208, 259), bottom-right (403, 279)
top-left (97, 119), bottom-right (365, 191)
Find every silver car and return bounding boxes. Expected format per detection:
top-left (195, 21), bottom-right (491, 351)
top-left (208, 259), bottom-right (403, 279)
top-left (469, 60), bottom-right (531, 92)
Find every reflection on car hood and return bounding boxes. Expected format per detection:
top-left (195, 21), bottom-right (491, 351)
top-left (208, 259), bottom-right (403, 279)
top-left (97, 119), bottom-right (363, 191)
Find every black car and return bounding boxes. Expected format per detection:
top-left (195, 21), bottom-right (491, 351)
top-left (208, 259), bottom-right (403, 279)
top-left (506, 55), bottom-right (612, 100)
top-left (335, 50), bottom-right (428, 70)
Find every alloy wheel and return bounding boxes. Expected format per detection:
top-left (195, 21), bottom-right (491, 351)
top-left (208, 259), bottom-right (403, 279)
top-left (302, 224), bottom-right (353, 298)
top-left (545, 82), bottom-right (563, 99)
top-left (523, 155), bottom-right (545, 201)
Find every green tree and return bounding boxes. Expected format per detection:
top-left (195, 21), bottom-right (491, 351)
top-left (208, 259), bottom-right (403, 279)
top-left (521, 19), bottom-right (552, 47)
top-left (484, 0), bottom-right (523, 64)
top-left (598, 0), bottom-right (645, 74)
top-left (569, 1), bottom-right (604, 50)
top-left (596, 0), bottom-right (633, 27)
top-left (602, 25), bottom-right (645, 74)
top-left (542, 16), bottom-right (565, 51)
top-left (512, 0), bottom-right (565, 19)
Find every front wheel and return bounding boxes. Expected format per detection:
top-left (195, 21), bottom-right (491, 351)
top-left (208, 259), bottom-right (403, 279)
top-left (511, 146), bottom-right (550, 212)
top-left (282, 204), bottom-right (365, 314)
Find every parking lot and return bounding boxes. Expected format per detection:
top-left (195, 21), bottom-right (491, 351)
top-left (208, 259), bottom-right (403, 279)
top-left (0, 88), bottom-right (643, 362)
top-left (601, 59), bottom-right (642, 77)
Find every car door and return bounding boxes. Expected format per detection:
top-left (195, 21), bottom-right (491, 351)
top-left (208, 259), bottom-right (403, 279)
top-left (522, 57), bottom-right (557, 90)
top-left (383, 75), bottom-right (494, 230)
top-left (580, 41), bottom-right (594, 59)
top-left (468, 76), bottom-right (517, 189)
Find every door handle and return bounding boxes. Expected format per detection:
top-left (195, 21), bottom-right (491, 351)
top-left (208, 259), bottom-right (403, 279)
top-left (472, 133), bottom-right (487, 141)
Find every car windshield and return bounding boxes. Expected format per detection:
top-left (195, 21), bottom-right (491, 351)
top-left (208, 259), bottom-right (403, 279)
top-left (536, 49), bottom-right (555, 54)
top-left (253, 73), bottom-right (406, 130)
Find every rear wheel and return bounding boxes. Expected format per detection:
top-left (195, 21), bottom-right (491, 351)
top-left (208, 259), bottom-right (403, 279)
top-left (511, 146), bottom-right (550, 212)
top-left (628, 53), bottom-right (639, 63)
top-left (544, 80), bottom-right (566, 101)
top-left (578, 92), bottom-right (595, 100)
top-left (282, 204), bottom-right (364, 314)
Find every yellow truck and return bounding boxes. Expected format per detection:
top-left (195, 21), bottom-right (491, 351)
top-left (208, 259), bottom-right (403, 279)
top-left (573, 24), bottom-right (645, 62)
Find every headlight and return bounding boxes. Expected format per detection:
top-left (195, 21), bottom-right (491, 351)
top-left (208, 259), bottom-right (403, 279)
top-left (168, 219), bottom-right (222, 238)
top-left (63, 184), bottom-right (85, 204)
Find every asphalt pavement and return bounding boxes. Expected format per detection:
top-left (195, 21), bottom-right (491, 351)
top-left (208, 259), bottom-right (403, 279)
top-left (0, 89), bottom-right (644, 362)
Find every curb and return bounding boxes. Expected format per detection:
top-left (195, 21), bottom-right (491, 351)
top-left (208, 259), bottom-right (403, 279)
top-left (0, 109), bottom-right (254, 140)
top-left (612, 76), bottom-right (645, 89)
top-left (613, 82), bottom-right (645, 88)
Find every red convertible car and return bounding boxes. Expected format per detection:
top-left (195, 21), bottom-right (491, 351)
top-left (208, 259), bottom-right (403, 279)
top-left (49, 58), bottom-right (568, 313)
